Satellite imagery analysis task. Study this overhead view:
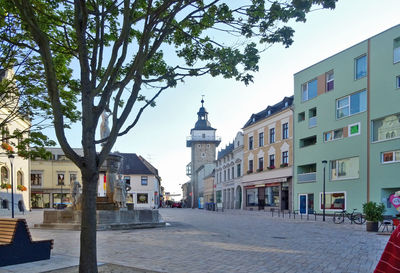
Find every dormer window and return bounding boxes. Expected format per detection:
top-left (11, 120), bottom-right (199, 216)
top-left (267, 110), bottom-right (271, 115)
top-left (285, 101), bottom-right (288, 107)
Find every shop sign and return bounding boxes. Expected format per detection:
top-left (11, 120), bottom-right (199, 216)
top-left (389, 194), bottom-right (400, 211)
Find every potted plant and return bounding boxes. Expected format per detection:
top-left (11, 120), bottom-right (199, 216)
top-left (363, 201), bottom-right (385, 232)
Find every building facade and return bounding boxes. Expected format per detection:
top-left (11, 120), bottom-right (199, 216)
top-left (293, 25), bottom-right (400, 216)
top-left (186, 99), bottom-right (220, 208)
top-left (242, 96), bottom-right (293, 211)
top-left (215, 131), bottom-right (244, 209)
top-left (31, 148), bottom-right (83, 209)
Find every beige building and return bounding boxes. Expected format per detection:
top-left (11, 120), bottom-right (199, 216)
top-left (203, 171), bottom-right (215, 204)
top-left (30, 148), bottom-right (83, 209)
top-left (242, 96), bottom-right (293, 211)
top-left (0, 69), bottom-right (31, 213)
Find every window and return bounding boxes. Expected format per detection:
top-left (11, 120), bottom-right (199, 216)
top-left (336, 90), bottom-right (367, 119)
top-left (202, 133), bottom-right (205, 138)
top-left (372, 113), bottom-right (400, 142)
top-left (324, 128), bottom-right (343, 142)
top-left (248, 160), bottom-right (253, 173)
top-left (282, 123), bottom-right (289, 139)
top-left (31, 173), bottom-right (42, 186)
top-left (282, 151), bottom-right (288, 165)
top-left (258, 157), bottom-right (264, 171)
top-left (224, 170), bottom-right (226, 181)
top-left (297, 164), bottom-right (316, 183)
top-left (397, 75), bottom-right (400, 88)
top-left (124, 176), bottom-right (131, 186)
top-left (237, 164), bottom-right (241, 177)
top-left (382, 150), bottom-right (400, 163)
top-left (355, 55), bottom-right (367, 79)
top-left (269, 128), bottom-right (275, 143)
top-left (227, 168), bottom-right (230, 180)
top-left (57, 173), bottom-right (65, 185)
top-left (17, 171), bottom-right (23, 186)
top-left (141, 176), bottom-right (148, 185)
top-left (265, 186), bottom-right (279, 207)
top-left (320, 192), bottom-right (345, 210)
top-left (1, 166), bottom-right (9, 183)
top-left (394, 37), bottom-right (400, 63)
top-left (231, 167), bottom-right (234, 179)
top-left (269, 154), bottom-right (275, 168)
top-left (326, 71), bottom-right (334, 91)
top-left (301, 79), bottom-right (317, 102)
top-left (70, 173), bottom-right (77, 183)
top-left (348, 122), bottom-right (361, 137)
top-left (249, 136), bottom-right (253, 150)
top-left (309, 108), bottom-right (317, 128)
top-left (331, 157), bottom-right (359, 180)
top-left (298, 112), bottom-right (305, 122)
top-left (259, 132), bottom-right (264, 147)
top-left (137, 193), bottom-right (148, 204)
top-left (300, 135), bottom-right (317, 147)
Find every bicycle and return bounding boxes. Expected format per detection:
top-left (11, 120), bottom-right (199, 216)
top-left (333, 209), bottom-right (366, 224)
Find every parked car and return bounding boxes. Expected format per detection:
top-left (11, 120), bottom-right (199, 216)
top-left (172, 202), bottom-right (182, 208)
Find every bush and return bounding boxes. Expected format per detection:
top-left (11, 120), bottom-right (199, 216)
top-left (362, 201), bottom-right (385, 222)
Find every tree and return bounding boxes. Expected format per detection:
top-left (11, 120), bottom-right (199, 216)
top-left (1, 0), bottom-right (336, 272)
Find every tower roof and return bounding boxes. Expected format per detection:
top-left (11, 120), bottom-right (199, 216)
top-left (192, 98), bottom-right (215, 131)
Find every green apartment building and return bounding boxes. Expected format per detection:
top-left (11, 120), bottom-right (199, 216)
top-left (293, 25), bottom-right (400, 216)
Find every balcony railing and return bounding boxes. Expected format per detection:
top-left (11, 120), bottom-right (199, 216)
top-left (186, 136), bottom-right (221, 142)
top-left (297, 172), bottom-right (316, 183)
top-left (309, 116), bottom-right (317, 128)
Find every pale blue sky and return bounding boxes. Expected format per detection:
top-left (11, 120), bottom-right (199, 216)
top-left (46, 1), bottom-right (400, 196)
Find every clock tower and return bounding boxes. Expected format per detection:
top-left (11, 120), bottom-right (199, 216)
top-left (186, 98), bottom-right (220, 208)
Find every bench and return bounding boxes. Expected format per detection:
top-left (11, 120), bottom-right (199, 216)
top-left (0, 218), bottom-right (53, 266)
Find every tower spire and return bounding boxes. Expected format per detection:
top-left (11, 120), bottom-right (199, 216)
top-left (201, 95), bottom-right (205, 107)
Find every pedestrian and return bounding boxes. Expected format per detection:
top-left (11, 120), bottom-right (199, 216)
top-left (374, 225), bottom-right (400, 273)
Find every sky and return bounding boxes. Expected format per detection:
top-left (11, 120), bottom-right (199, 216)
top-left (45, 0), bottom-right (400, 197)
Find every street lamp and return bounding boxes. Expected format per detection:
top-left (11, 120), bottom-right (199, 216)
top-left (322, 160), bottom-right (327, 222)
top-left (8, 154), bottom-right (15, 218)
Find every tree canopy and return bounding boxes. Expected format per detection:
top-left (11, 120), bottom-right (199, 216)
top-left (0, 0), bottom-right (336, 272)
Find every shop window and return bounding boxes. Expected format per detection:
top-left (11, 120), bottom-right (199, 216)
top-left (348, 122), bottom-right (361, 137)
top-left (336, 90), bottom-right (367, 119)
top-left (302, 79), bottom-right (317, 102)
top-left (331, 157), bottom-right (359, 180)
top-left (355, 55), bottom-right (367, 79)
top-left (382, 150), bottom-right (400, 164)
top-left (320, 192), bottom-right (345, 210)
top-left (137, 193), bottom-right (148, 204)
top-left (31, 193), bottom-right (50, 208)
top-left (326, 71), bottom-right (334, 91)
top-left (372, 113), bottom-right (400, 142)
top-left (265, 186), bottom-right (279, 207)
top-left (246, 188), bottom-right (258, 206)
top-left (52, 193), bottom-right (70, 208)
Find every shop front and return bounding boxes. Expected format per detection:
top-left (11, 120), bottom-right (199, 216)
top-left (31, 192), bottom-right (50, 208)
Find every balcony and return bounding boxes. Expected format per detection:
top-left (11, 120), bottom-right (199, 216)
top-left (297, 172), bottom-right (316, 183)
top-left (186, 136), bottom-right (221, 147)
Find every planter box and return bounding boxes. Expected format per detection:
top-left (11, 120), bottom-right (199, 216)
top-left (366, 221), bottom-right (379, 232)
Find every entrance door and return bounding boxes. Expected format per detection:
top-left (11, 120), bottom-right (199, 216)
top-left (258, 187), bottom-right (265, 210)
top-left (299, 194), bottom-right (307, 214)
top-left (281, 188), bottom-right (289, 210)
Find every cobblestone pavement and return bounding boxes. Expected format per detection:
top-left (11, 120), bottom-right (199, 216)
top-left (1, 208), bottom-right (390, 273)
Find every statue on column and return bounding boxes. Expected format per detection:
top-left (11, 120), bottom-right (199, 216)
top-left (70, 180), bottom-right (82, 210)
top-left (114, 175), bottom-right (127, 208)
top-left (100, 110), bottom-right (111, 143)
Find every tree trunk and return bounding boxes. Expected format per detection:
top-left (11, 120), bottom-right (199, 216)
top-left (79, 168), bottom-right (99, 273)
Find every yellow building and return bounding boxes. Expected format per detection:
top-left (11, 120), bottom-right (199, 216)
top-left (203, 170), bottom-right (215, 204)
top-left (242, 96), bottom-right (293, 211)
top-left (30, 148), bottom-right (83, 208)
top-left (0, 69), bottom-right (31, 213)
